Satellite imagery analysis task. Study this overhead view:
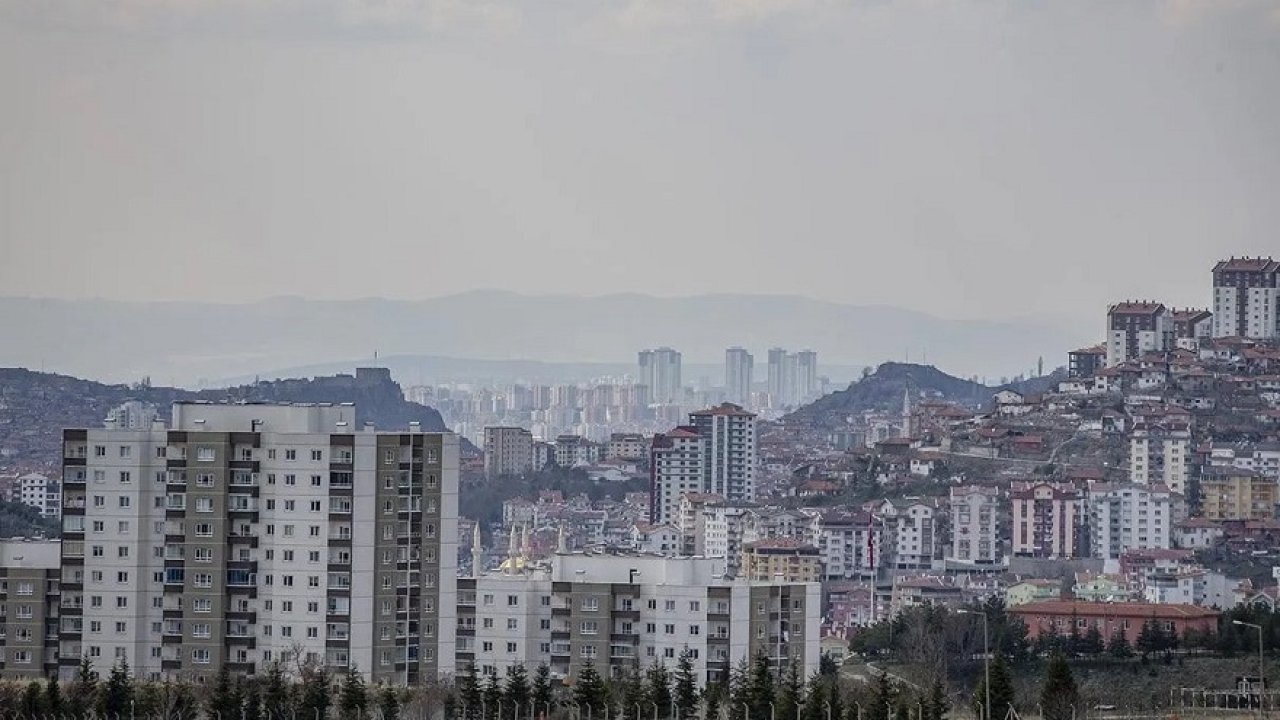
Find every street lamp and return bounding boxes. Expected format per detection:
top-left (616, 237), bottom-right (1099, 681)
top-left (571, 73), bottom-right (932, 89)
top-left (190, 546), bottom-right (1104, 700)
top-left (1235, 620), bottom-right (1266, 713)
top-left (959, 609), bottom-right (991, 720)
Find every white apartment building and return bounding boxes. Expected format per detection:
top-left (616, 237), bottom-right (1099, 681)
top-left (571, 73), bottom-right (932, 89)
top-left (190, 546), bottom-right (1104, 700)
top-left (810, 511), bottom-right (880, 580)
top-left (1088, 483), bottom-right (1183, 560)
top-left (1211, 257), bottom-right (1279, 339)
top-left (1129, 422), bottom-right (1191, 494)
top-left (17, 473), bottom-right (61, 519)
top-left (483, 426), bottom-right (533, 478)
top-left (875, 499), bottom-right (940, 570)
top-left (58, 402), bottom-right (459, 685)
top-left (724, 348), bottom-right (754, 407)
top-left (650, 404), bottom-right (756, 526)
top-left (104, 402), bottom-right (160, 431)
top-left (1106, 302), bottom-right (1171, 367)
top-left (947, 485), bottom-right (999, 566)
top-left (1010, 481), bottom-right (1085, 559)
top-left (456, 554), bottom-right (819, 686)
top-left (1208, 442), bottom-right (1280, 480)
top-left (638, 348), bottom-right (683, 405)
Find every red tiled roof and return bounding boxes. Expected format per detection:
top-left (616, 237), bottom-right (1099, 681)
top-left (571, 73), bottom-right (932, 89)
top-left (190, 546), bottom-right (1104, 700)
top-left (1009, 600), bottom-right (1218, 619)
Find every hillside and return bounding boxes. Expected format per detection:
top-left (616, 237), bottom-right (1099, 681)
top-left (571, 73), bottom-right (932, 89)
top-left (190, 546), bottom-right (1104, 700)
top-left (0, 293), bottom-right (1081, 385)
top-left (0, 367), bottom-right (446, 469)
top-left (786, 361), bottom-right (1064, 426)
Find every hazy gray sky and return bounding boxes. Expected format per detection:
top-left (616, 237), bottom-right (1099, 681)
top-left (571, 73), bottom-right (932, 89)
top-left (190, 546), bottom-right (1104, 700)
top-left (2, 0), bottom-right (1277, 326)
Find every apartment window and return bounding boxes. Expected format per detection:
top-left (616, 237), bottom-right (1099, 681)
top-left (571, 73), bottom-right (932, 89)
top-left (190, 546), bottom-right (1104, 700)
top-left (664, 600), bottom-right (676, 611)
top-left (308, 576), bottom-right (320, 588)
top-left (283, 525), bottom-right (295, 537)
top-left (93, 470), bottom-right (105, 483)
top-left (192, 648), bottom-right (211, 664)
top-left (690, 624), bottom-right (700, 635)
top-left (285, 450), bottom-right (297, 461)
top-left (90, 621), bottom-right (102, 633)
top-left (192, 623), bottom-right (211, 638)
top-left (483, 618), bottom-right (494, 629)
top-left (117, 571), bottom-right (129, 583)
top-left (385, 449), bottom-right (397, 464)
top-left (94, 445), bottom-right (106, 457)
top-left (507, 619), bottom-right (518, 630)
top-left (196, 447), bottom-right (215, 462)
top-left (195, 497), bottom-right (213, 513)
top-left (193, 598), bottom-right (212, 613)
top-left (311, 475), bottom-right (322, 487)
top-left (285, 475), bottom-right (296, 486)
top-left (309, 525), bottom-right (320, 537)
top-left (508, 595), bottom-right (519, 606)
top-left (90, 595), bottom-right (103, 608)
top-left (310, 501), bottom-right (321, 512)
top-left (115, 596), bottom-right (128, 609)
top-left (664, 624), bottom-right (675, 635)
top-left (92, 521), bottom-right (105, 532)
top-left (580, 597), bottom-right (599, 612)
top-left (580, 621), bottom-right (599, 635)
top-left (281, 626), bottom-right (293, 638)
top-left (307, 627), bottom-right (318, 639)
top-left (647, 599), bottom-right (657, 610)
top-left (283, 575), bottom-right (294, 587)
top-left (119, 471), bottom-right (132, 484)
top-left (663, 648), bottom-right (676, 659)
top-left (307, 601), bottom-right (319, 613)
top-left (283, 550), bottom-right (295, 562)
top-left (309, 550), bottom-right (320, 563)
top-left (118, 521), bottom-right (130, 533)
top-left (118, 547), bottom-right (129, 558)
top-left (93, 495), bottom-right (105, 507)
top-left (689, 601), bottom-right (701, 612)
top-left (541, 619), bottom-right (551, 630)
top-left (195, 523), bottom-right (213, 537)
top-left (193, 574), bottom-right (213, 588)
top-left (507, 642), bottom-right (518, 653)
top-left (311, 449), bottom-right (323, 461)
top-left (482, 642), bottom-right (494, 652)
top-left (194, 547), bottom-right (212, 562)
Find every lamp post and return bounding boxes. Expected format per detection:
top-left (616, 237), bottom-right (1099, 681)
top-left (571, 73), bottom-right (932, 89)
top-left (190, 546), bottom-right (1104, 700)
top-left (959, 609), bottom-right (991, 720)
top-left (1235, 620), bottom-right (1266, 714)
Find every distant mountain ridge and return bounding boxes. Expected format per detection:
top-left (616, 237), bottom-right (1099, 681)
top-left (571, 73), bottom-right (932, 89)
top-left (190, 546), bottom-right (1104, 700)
top-left (786, 361), bottom-right (1065, 426)
top-left (0, 367), bottom-right (446, 469)
top-left (0, 292), bottom-right (1081, 386)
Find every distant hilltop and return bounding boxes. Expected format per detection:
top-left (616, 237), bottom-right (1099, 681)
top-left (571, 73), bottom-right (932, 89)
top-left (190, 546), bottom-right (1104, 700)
top-left (0, 367), bottom-right (446, 469)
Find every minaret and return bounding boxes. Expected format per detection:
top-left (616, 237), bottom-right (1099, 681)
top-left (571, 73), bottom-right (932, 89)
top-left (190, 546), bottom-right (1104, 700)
top-left (506, 524), bottom-right (519, 573)
top-left (900, 385), bottom-right (913, 439)
top-left (471, 523), bottom-right (483, 579)
top-left (521, 523), bottom-right (531, 560)
top-left (557, 524), bottom-right (568, 554)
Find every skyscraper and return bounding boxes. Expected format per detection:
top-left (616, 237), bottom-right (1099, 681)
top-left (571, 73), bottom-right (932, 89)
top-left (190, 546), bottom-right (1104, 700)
top-left (59, 402), bottom-right (459, 684)
top-left (795, 350), bottom-right (818, 404)
top-left (638, 347), bottom-right (682, 404)
top-left (724, 347), bottom-right (754, 406)
top-left (649, 403), bottom-right (757, 524)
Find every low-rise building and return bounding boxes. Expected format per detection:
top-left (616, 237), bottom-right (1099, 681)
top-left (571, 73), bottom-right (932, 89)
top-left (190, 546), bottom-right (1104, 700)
top-left (1010, 600), bottom-right (1218, 644)
top-left (1005, 579), bottom-right (1062, 607)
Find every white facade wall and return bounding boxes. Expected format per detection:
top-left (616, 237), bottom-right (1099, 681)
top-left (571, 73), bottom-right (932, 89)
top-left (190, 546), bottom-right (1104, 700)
top-left (1088, 484), bottom-right (1182, 560)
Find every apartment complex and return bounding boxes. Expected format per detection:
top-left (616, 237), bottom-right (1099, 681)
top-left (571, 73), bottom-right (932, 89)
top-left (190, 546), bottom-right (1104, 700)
top-left (0, 540), bottom-right (61, 680)
top-left (875, 499), bottom-right (940, 570)
top-left (58, 402), bottom-right (459, 685)
top-left (740, 539), bottom-right (821, 583)
top-left (1211, 257), bottom-right (1279, 339)
top-left (649, 404), bottom-right (757, 525)
top-left (1106, 302), bottom-right (1171, 366)
top-left (483, 426), bottom-right (533, 478)
top-left (638, 348), bottom-right (683, 405)
top-left (947, 485), bottom-right (999, 566)
top-left (1129, 421), bottom-right (1191, 494)
top-left (724, 348), bottom-right (754, 406)
top-left (455, 554), bottom-right (819, 685)
top-left (1010, 481), bottom-right (1085, 559)
top-left (766, 349), bottom-right (819, 409)
top-left (17, 473), bottom-right (61, 520)
top-left (1088, 483), bottom-right (1183, 560)
top-left (1199, 466), bottom-right (1278, 521)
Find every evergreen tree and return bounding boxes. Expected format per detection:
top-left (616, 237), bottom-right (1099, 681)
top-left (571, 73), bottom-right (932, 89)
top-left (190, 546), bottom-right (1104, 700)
top-left (1066, 616), bottom-right (1082, 658)
top-left (298, 667), bottom-right (331, 720)
top-left (208, 665), bottom-right (241, 720)
top-left (484, 673), bottom-right (504, 720)
top-left (46, 675), bottom-right (63, 716)
top-left (924, 678), bottom-right (948, 720)
top-left (972, 655), bottom-right (1014, 720)
top-left (1107, 627), bottom-right (1133, 659)
top-left (243, 681), bottom-right (263, 720)
top-left (379, 685), bottom-right (401, 720)
top-left (22, 680), bottom-right (45, 718)
top-left (618, 667), bottom-right (646, 720)
top-left (728, 658), bottom-right (751, 720)
top-left (262, 662), bottom-right (291, 720)
top-left (505, 664), bottom-right (533, 715)
top-left (99, 661), bottom-right (134, 720)
top-left (1136, 619), bottom-right (1159, 658)
top-left (458, 663), bottom-right (483, 720)
top-left (647, 662), bottom-right (674, 715)
top-left (777, 661), bottom-right (804, 720)
top-left (339, 665), bottom-right (369, 720)
top-left (573, 661), bottom-right (609, 719)
top-left (869, 671), bottom-right (896, 720)
top-left (819, 654), bottom-right (839, 677)
top-left (746, 653), bottom-right (775, 720)
top-left (703, 682), bottom-right (725, 720)
top-left (1080, 625), bottom-right (1105, 657)
top-left (69, 657), bottom-right (99, 720)
top-left (1039, 653), bottom-right (1078, 720)
top-left (532, 664), bottom-right (554, 714)
top-left (674, 650), bottom-right (700, 720)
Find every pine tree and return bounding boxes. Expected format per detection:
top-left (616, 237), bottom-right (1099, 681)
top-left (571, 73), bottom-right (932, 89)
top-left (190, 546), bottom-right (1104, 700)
top-left (506, 664), bottom-right (533, 715)
top-left (1066, 615), bottom-right (1082, 658)
top-left (747, 652), bottom-right (775, 720)
top-left (23, 680), bottom-right (45, 718)
top-left (298, 667), bottom-right (331, 720)
top-left (484, 673), bottom-right (504, 720)
top-left (1136, 620), bottom-right (1159, 658)
top-left (647, 661), bottom-right (674, 715)
top-left (262, 661), bottom-right (291, 720)
top-left (674, 650), bottom-right (700, 720)
top-left (379, 685), bottom-right (401, 720)
top-left (45, 675), bottom-right (63, 717)
top-left (99, 661), bottom-right (134, 719)
top-left (208, 665), bottom-right (241, 720)
top-left (1081, 625), bottom-right (1105, 657)
top-left (1107, 627), bottom-right (1133, 659)
top-left (618, 667), bottom-right (646, 720)
top-left (1039, 653), bottom-right (1078, 720)
top-left (778, 661), bottom-right (804, 720)
top-left (870, 671), bottom-right (896, 720)
top-left (573, 661), bottom-right (609, 719)
top-left (70, 657), bottom-right (98, 720)
top-left (459, 663), bottom-right (483, 720)
top-left (924, 678), bottom-right (948, 720)
top-left (972, 655), bottom-right (1014, 720)
top-left (703, 682), bottom-right (724, 720)
top-left (339, 665), bottom-right (369, 720)
top-left (728, 658), bottom-right (752, 720)
top-left (533, 664), bottom-right (554, 714)
top-left (243, 681), bottom-right (263, 720)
